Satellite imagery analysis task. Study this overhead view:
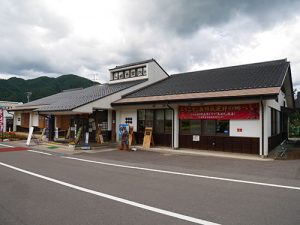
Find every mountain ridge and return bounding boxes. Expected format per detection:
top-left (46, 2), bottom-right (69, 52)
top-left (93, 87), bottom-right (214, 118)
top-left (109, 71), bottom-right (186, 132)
top-left (0, 74), bottom-right (99, 103)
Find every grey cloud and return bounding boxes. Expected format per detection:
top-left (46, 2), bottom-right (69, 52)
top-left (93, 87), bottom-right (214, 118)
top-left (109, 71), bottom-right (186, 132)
top-left (0, 0), bottom-right (72, 76)
top-left (122, 0), bottom-right (300, 36)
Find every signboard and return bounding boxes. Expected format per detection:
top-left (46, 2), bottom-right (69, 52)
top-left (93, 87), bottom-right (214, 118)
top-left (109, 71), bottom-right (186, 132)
top-left (192, 135), bottom-right (200, 142)
top-left (143, 127), bottom-right (154, 149)
top-left (179, 103), bottom-right (259, 120)
top-left (0, 109), bottom-right (3, 132)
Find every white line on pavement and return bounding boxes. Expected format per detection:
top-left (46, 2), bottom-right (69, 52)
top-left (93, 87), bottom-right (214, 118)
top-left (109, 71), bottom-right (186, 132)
top-left (0, 161), bottom-right (220, 225)
top-left (27, 150), bottom-right (52, 156)
top-left (62, 156), bottom-right (300, 191)
top-left (0, 143), bottom-right (14, 148)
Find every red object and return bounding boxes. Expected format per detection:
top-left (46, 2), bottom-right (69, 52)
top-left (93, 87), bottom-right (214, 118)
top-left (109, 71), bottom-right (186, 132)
top-left (0, 147), bottom-right (30, 153)
top-left (0, 109), bottom-right (3, 131)
top-left (237, 128), bottom-right (243, 132)
top-left (179, 103), bottom-right (259, 120)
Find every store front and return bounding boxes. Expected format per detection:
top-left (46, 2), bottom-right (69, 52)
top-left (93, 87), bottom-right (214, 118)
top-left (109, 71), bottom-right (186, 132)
top-left (178, 104), bottom-right (260, 154)
top-left (135, 109), bottom-right (173, 146)
top-left (52, 110), bottom-right (110, 143)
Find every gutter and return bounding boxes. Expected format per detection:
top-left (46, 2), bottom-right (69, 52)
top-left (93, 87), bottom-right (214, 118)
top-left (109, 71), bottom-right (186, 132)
top-left (261, 98), bottom-right (265, 157)
top-left (166, 102), bottom-right (175, 149)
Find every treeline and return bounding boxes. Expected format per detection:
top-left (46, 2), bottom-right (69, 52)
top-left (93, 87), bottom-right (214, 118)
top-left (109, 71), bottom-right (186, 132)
top-left (0, 74), bottom-right (98, 103)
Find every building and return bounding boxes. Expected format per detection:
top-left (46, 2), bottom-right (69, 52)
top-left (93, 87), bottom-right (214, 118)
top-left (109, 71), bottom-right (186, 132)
top-left (11, 59), bottom-right (168, 141)
top-left (0, 101), bottom-right (23, 132)
top-left (11, 59), bottom-right (294, 156)
top-left (112, 59), bottom-right (294, 156)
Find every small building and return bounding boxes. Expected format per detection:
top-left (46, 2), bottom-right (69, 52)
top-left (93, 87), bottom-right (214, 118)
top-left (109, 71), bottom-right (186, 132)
top-left (0, 101), bottom-right (23, 132)
top-left (11, 58), bottom-right (294, 156)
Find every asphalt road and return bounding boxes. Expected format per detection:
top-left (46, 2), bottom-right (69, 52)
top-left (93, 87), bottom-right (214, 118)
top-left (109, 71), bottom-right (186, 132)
top-left (0, 143), bottom-right (300, 225)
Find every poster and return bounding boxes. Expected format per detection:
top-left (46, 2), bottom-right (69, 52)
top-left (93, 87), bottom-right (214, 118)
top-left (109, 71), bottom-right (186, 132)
top-left (119, 124), bottom-right (129, 142)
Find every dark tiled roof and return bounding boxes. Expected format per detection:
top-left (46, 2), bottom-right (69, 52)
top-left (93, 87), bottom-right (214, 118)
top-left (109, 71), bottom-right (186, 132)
top-left (109, 59), bottom-right (154, 71)
top-left (124, 59), bottom-right (289, 98)
top-left (18, 80), bottom-right (145, 112)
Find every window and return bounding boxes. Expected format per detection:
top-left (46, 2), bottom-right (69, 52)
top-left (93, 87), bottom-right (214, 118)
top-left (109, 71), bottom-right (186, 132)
top-left (114, 72), bottom-right (119, 80)
top-left (138, 68), bottom-right (143, 76)
top-left (145, 110), bottom-right (154, 128)
top-left (202, 120), bottom-right (215, 135)
top-left (216, 120), bottom-right (229, 135)
top-left (180, 120), bottom-right (201, 134)
top-left (180, 120), bottom-right (229, 136)
top-left (125, 70), bottom-right (130, 78)
top-left (137, 110), bottom-right (145, 132)
top-left (119, 71), bottom-right (124, 79)
top-left (154, 110), bottom-right (164, 133)
top-left (131, 69), bottom-right (136, 77)
top-left (180, 120), bottom-right (191, 134)
top-left (164, 110), bottom-right (173, 133)
top-left (137, 109), bottom-right (173, 134)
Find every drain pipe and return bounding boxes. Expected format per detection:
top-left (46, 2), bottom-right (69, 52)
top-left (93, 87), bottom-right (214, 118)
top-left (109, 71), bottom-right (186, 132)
top-left (166, 102), bottom-right (174, 149)
top-left (261, 98), bottom-right (265, 157)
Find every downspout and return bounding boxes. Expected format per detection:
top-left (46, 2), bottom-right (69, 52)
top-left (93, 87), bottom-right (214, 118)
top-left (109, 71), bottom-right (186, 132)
top-left (261, 98), bottom-right (264, 157)
top-left (166, 102), bottom-right (174, 149)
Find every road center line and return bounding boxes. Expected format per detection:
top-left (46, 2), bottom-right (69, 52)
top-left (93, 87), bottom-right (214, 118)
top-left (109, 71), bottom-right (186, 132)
top-left (0, 143), bottom-right (14, 148)
top-left (27, 150), bottom-right (52, 156)
top-left (62, 156), bottom-right (300, 191)
top-left (0, 162), bottom-right (220, 225)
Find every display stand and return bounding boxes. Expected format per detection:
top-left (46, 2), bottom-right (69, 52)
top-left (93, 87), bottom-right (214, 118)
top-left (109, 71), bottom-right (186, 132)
top-left (66, 127), bottom-right (71, 139)
top-left (128, 125), bottom-right (135, 148)
top-left (142, 127), bottom-right (154, 149)
top-left (74, 127), bottom-right (82, 145)
top-left (96, 126), bottom-right (104, 144)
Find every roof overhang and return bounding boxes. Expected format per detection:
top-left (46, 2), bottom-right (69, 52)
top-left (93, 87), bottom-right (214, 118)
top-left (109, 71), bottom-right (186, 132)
top-left (112, 87), bottom-right (281, 106)
top-left (8, 104), bottom-right (48, 111)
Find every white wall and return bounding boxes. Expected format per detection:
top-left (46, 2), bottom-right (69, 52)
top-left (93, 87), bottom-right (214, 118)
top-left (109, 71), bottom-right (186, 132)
top-left (32, 112), bottom-right (39, 127)
top-left (15, 112), bottom-right (21, 126)
top-left (230, 120), bottom-right (261, 137)
top-left (119, 110), bottom-right (137, 131)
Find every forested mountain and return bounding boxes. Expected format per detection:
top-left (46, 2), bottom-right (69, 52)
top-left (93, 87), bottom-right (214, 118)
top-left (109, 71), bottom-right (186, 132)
top-left (0, 74), bottom-right (99, 103)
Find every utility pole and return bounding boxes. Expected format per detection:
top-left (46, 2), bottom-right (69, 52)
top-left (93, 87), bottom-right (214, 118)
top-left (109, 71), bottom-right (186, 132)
top-left (25, 92), bottom-right (32, 103)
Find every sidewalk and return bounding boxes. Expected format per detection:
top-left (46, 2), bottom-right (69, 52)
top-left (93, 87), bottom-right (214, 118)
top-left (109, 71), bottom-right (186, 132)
top-left (135, 146), bottom-right (273, 161)
top-left (7, 139), bottom-right (274, 161)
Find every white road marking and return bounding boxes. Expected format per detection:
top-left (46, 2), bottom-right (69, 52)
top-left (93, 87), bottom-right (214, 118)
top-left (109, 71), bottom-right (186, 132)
top-left (27, 150), bottom-right (52, 156)
top-left (62, 156), bottom-right (300, 191)
top-left (0, 162), bottom-right (220, 225)
top-left (0, 143), bottom-right (14, 148)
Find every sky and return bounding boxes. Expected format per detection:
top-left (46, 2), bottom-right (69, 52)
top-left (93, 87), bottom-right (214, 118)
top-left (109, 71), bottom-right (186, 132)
top-left (1, 0), bottom-right (300, 89)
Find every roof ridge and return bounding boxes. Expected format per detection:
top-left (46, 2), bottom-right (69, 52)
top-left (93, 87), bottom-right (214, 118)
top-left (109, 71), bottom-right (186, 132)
top-left (109, 59), bottom-right (155, 71)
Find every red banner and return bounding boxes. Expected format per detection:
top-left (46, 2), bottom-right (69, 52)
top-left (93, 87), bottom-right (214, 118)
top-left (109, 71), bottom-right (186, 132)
top-left (0, 109), bottom-right (3, 131)
top-left (179, 103), bottom-right (259, 120)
